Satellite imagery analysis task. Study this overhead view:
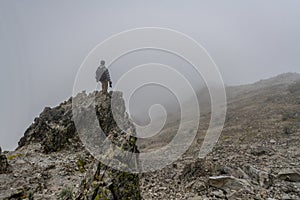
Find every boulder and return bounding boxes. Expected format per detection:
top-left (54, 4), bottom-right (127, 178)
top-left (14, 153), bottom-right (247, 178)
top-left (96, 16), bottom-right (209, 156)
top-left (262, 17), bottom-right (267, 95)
top-left (243, 165), bottom-right (273, 188)
top-left (208, 175), bottom-right (252, 193)
top-left (278, 169), bottom-right (300, 182)
top-left (208, 176), bottom-right (251, 193)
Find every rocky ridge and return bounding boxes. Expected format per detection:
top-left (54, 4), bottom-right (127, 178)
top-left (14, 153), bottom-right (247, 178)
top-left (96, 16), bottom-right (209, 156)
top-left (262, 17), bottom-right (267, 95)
top-left (0, 91), bottom-right (141, 200)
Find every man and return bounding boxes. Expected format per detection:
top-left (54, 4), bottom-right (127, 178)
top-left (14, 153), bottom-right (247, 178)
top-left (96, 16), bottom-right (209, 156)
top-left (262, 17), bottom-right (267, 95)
top-left (95, 60), bottom-right (112, 93)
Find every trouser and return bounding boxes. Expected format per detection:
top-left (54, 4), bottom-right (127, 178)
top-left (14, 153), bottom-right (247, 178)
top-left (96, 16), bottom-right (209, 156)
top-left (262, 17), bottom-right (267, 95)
top-left (101, 81), bottom-right (108, 93)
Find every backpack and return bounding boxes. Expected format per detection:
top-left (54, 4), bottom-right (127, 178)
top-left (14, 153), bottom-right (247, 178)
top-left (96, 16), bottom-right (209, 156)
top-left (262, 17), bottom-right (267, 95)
top-left (95, 66), bottom-right (104, 82)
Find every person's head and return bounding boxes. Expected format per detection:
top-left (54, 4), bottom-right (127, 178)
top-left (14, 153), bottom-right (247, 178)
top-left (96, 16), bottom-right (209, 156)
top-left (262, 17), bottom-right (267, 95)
top-left (100, 60), bottom-right (105, 65)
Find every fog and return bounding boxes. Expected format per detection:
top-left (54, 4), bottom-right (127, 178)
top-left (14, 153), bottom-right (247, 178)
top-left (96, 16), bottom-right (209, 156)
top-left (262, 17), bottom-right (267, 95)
top-left (1, 0), bottom-right (300, 150)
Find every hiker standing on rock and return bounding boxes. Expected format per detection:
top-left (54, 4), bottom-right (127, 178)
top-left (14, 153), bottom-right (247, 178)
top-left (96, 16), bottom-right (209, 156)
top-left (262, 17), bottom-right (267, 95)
top-left (96, 60), bottom-right (112, 93)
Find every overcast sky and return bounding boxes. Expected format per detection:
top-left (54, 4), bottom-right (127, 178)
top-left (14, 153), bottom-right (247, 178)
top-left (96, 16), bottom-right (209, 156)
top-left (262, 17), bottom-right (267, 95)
top-left (1, 0), bottom-right (300, 150)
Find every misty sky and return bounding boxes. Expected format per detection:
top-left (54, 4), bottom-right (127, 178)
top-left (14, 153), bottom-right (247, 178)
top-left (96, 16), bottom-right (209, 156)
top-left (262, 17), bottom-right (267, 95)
top-left (1, 0), bottom-right (300, 150)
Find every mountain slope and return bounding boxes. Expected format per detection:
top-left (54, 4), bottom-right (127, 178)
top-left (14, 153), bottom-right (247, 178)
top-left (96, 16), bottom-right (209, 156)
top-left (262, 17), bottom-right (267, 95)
top-left (140, 73), bottom-right (300, 199)
top-left (0, 73), bottom-right (299, 199)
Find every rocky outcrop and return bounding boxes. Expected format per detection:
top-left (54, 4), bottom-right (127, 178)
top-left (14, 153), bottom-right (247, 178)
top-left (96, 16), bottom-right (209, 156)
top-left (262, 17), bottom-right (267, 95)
top-left (73, 91), bottom-right (141, 199)
top-left (18, 96), bottom-right (77, 153)
top-left (1, 91), bottom-right (141, 199)
top-left (0, 147), bottom-right (10, 174)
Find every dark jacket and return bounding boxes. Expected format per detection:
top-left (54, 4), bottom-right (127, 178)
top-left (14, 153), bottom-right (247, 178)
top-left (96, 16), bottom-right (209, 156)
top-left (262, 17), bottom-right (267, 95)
top-left (96, 66), bottom-right (111, 82)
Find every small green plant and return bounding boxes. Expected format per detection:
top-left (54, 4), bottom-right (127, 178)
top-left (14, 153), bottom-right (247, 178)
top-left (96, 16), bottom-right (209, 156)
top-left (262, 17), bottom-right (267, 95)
top-left (282, 113), bottom-right (290, 121)
top-left (7, 153), bottom-right (24, 160)
top-left (59, 187), bottom-right (73, 200)
top-left (281, 111), bottom-right (299, 122)
top-left (283, 126), bottom-right (294, 135)
top-left (77, 158), bottom-right (86, 173)
top-left (28, 191), bottom-right (34, 200)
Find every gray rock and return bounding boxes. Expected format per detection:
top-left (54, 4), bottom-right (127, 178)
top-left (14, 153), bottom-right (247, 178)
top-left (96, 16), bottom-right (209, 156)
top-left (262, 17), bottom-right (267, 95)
top-left (0, 147), bottom-right (10, 174)
top-left (250, 146), bottom-right (274, 156)
top-left (220, 165), bottom-right (249, 179)
top-left (208, 175), bottom-right (252, 193)
top-left (188, 195), bottom-right (207, 200)
top-left (270, 139), bottom-right (276, 144)
top-left (278, 169), bottom-right (300, 182)
top-left (244, 165), bottom-right (273, 188)
top-left (211, 189), bottom-right (225, 198)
